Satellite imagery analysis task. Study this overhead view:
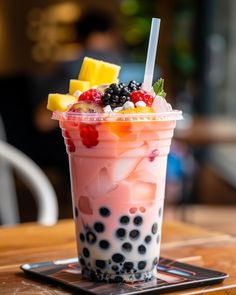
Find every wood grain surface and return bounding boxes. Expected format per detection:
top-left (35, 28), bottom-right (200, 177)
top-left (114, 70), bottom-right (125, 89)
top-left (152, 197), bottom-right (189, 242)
top-left (0, 219), bottom-right (236, 295)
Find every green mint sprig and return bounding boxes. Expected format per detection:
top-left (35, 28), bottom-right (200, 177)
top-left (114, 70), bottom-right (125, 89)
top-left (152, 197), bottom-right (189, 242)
top-left (153, 78), bottom-right (166, 98)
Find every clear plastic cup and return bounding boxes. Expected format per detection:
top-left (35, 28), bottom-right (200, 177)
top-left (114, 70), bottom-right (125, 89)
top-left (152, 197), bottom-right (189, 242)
top-left (53, 110), bottom-right (182, 283)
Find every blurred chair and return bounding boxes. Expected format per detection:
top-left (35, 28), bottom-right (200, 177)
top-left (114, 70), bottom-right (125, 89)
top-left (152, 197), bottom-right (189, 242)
top-left (0, 118), bottom-right (58, 226)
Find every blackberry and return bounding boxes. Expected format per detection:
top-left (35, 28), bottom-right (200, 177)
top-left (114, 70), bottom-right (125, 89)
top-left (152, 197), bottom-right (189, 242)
top-left (101, 83), bottom-right (131, 109)
top-left (127, 80), bottom-right (141, 92)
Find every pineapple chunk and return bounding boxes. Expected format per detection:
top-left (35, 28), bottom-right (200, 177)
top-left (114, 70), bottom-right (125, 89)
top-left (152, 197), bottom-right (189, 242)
top-left (78, 57), bottom-right (121, 86)
top-left (47, 93), bottom-right (77, 112)
top-left (69, 79), bottom-right (90, 94)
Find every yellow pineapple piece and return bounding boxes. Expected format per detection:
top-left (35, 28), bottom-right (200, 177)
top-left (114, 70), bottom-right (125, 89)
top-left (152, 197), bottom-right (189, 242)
top-left (95, 61), bottom-right (121, 85)
top-left (78, 57), bottom-right (120, 86)
top-left (69, 79), bottom-right (90, 95)
top-left (47, 93), bottom-right (77, 112)
top-left (78, 57), bottom-right (102, 85)
top-left (118, 107), bottom-right (155, 114)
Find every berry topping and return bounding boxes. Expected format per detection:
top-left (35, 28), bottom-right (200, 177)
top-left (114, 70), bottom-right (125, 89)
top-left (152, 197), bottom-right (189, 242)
top-left (101, 83), bottom-right (131, 109)
top-left (79, 89), bottom-right (102, 105)
top-left (80, 123), bottom-right (99, 148)
top-left (68, 101), bottom-right (103, 113)
top-left (127, 80), bottom-right (141, 92)
top-left (130, 90), bottom-right (154, 107)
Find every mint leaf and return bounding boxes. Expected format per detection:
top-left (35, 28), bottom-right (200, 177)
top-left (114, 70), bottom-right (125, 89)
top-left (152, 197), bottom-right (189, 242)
top-left (153, 78), bottom-right (166, 98)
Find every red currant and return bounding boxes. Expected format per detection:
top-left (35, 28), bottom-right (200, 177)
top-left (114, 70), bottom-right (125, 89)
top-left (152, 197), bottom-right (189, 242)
top-left (130, 90), bottom-right (154, 107)
top-left (79, 89), bottom-right (102, 105)
top-left (80, 123), bottom-right (99, 148)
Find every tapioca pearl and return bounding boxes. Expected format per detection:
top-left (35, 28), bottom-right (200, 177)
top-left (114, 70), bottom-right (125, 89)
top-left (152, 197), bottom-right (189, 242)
top-left (95, 260), bottom-right (106, 269)
top-left (74, 206), bottom-right (79, 218)
top-left (120, 215), bottom-right (130, 225)
top-left (116, 228), bottom-right (126, 240)
top-left (158, 207), bottom-right (162, 217)
top-left (133, 216), bottom-right (143, 226)
top-left (135, 273), bottom-right (142, 280)
top-left (123, 262), bottom-right (134, 272)
top-left (80, 233), bottom-right (85, 242)
top-left (156, 234), bottom-right (160, 244)
top-left (129, 207), bottom-right (137, 214)
top-left (113, 276), bottom-right (124, 283)
top-left (138, 245), bottom-right (146, 255)
top-left (122, 242), bottom-right (132, 252)
top-left (144, 235), bottom-right (152, 244)
top-left (94, 222), bottom-right (105, 233)
top-left (139, 207), bottom-right (146, 213)
top-left (112, 265), bottom-right (119, 272)
top-left (79, 257), bottom-right (85, 266)
top-left (138, 261), bottom-right (147, 270)
top-left (129, 229), bottom-right (140, 240)
top-left (99, 207), bottom-right (111, 217)
top-left (99, 240), bottom-right (110, 249)
top-left (151, 222), bottom-right (158, 235)
top-left (83, 247), bottom-right (90, 258)
top-left (112, 253), bottom-right (125, 263)
top-left (86, 231), bottom-right (97, 244)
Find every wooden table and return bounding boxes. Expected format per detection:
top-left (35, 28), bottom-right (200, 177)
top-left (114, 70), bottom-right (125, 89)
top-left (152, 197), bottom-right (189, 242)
top-left (174, 116), bottom-right (236, 145)
top-left (1, 220), bottom-right (236, 294)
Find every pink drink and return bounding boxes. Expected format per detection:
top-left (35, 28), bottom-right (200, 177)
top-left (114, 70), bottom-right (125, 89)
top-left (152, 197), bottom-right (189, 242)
top-left (54, 111), bottom-right (181, 283)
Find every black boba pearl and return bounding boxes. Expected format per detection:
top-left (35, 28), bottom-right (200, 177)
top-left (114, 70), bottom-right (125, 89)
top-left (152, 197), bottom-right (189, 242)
top-left (138, 245), bottom-right (146, 255)
top-left (83, 247), bottom-right (90, 258)
top-left (133, 216), bottom-right (143, 226)
top-left (135, 273), bottom-right (142, 280)
top-left (112, 253), bottom-right (125, 263)
top-left (86, 231), bottom-right (97, 244)
top-left (129, 229), bottom-right (140, 240)
top-left (74, 207), bottom-right (78, 218)
top-left (144, 235), bottom-right (152, 244)
top-left (99, 240), bottom-right (110, 249)
top-left (138, 261), bottom-right (147, 270)
top-left (113, 276), bottom-right (124, 283)
top-left (80, 233), bottom-right (85, 242)
top-left (96, 260), bottom-right (106, 269)
top-left (153, 257), bottom-right (158, 265)
top-left (120, 215), bottom-right (130, 225)
top-left (156, 234), bottom-right (160, 244)
top-left (99, 207), bottom-right (111, 217)
top-left (79, 257), bottom-right (85, 266)
top-left (112, 265), bottom-right (119, 271)
top-left (122, 242), bottom-right (132, 252)
top-left (116, 228), bottom-right (126, 239)
top-left (124, 262), bottom-right (134, 272)
top-left (152, 223), bottom-right (158, 234)
top-left (94, 222), bottom-right (105, 233)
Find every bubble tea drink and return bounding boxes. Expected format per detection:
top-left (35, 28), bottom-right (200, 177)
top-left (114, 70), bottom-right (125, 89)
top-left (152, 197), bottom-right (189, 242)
top-left (47, 20), bottom-right (182, 283)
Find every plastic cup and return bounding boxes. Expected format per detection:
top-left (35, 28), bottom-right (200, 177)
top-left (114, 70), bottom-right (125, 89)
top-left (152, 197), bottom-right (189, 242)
top-left (53, 110), bottom-right (182, 283)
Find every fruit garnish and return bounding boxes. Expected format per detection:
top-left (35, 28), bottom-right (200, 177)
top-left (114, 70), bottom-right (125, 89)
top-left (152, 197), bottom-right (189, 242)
top-left (101, 83), bottom-right (131, 109)
top-left (130, 90), bottom-right (154, 107)
top-left (80, 123), bottom-right (99, 148)
top-left (127, 80), bottom-right (141, 92)
top-left (68, 101), bottom-right (103, 113)
top-left (47, 93), bottom-right (77, 112)
top-left (117, 106), bottom-right (155, 114)
top-left (69, 80), bottom-right (90, 95)
top-left (78, 57), bottom-right (120, 86)
top-left (64, 131), bottom-right (75, 152)
top-left (152, 78), bottom-right (166, 97)
top-left (79, 89), bottom-right (102, 105)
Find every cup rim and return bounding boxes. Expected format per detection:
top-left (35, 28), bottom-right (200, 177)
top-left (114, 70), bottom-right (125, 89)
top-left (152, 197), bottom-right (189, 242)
top-left (52, 110), bottom-right (183, 123)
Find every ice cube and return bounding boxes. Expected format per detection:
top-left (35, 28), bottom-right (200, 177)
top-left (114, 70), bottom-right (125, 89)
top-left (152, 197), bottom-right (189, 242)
top-left (85, 167), bottom-right (117, 199)
top-left (108, 144), bottom-right (148, 183)
top-left (132, 181), bottom-right (156, 202)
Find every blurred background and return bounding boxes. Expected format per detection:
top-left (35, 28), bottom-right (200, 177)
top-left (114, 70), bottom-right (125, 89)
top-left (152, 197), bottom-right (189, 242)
top-left (0, 0), bottom-right (236, 232)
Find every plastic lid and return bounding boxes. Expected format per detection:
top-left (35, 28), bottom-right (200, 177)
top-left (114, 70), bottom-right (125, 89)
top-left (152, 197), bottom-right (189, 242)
top-left (52, 110), bottom-right (183, 123)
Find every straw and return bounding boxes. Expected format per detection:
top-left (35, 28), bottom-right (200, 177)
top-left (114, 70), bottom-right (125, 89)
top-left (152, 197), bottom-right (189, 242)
top-left (142, 18), bottom-right (161, 91)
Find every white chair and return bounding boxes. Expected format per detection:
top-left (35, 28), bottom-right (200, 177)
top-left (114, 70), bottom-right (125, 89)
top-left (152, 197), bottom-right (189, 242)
top-left (0, 136), bottom-right (58, 226)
